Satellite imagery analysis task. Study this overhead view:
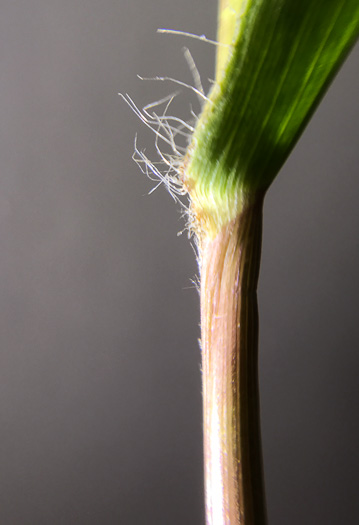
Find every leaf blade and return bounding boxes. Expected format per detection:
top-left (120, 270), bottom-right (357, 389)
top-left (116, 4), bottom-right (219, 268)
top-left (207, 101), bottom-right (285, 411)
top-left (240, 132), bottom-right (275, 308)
top-left (187, 0), bottom-right (359, 235)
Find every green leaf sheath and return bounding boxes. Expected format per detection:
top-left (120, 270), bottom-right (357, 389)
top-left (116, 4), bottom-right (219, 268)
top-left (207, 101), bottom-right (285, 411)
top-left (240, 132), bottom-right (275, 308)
top-left (185, 0), bottom-right (359, 236)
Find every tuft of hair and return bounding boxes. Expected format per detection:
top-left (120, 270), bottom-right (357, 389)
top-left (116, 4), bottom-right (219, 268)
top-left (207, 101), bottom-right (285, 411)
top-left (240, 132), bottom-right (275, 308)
top-left (120, 35), bottom-right (213, 241)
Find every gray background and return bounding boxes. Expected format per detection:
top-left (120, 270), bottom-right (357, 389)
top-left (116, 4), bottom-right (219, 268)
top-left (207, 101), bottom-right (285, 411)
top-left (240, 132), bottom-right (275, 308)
top-left (0, 1), bottom-right (358, 524)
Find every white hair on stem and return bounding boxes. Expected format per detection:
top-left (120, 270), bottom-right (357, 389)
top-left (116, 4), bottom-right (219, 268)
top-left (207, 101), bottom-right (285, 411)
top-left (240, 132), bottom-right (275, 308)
top-left (136, 75), bottom-right (211, 104)
top-left (133, 139), bottom-right (184, 205)
top-left (157, 28), bottom-right (230, 48)
top-left (119, 93), bottom-right (187, 154)
top-left (142, 91), bottom-right (180, 115)
top-left (119, 91), bottom-right (191, 212)
top-left (182, 47), bottom-right (205, 99)
top-left (119, 35), bottom-right (213, 238)
top-left (130, 102), bottom-right (188, 209)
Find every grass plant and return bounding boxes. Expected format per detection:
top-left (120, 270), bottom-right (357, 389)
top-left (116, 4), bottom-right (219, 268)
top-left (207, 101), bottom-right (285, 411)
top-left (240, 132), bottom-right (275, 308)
top-left (123, 1), bottom-right (359, 523)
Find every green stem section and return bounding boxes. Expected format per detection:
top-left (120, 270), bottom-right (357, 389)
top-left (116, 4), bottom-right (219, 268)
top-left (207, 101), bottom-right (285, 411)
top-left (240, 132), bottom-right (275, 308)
top-left (200, 195), bottom-right (266, 525)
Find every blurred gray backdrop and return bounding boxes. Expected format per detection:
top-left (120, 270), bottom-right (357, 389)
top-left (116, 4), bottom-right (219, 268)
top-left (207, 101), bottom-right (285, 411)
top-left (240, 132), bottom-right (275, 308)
top-left (0, 1), bottom-right (358, 524)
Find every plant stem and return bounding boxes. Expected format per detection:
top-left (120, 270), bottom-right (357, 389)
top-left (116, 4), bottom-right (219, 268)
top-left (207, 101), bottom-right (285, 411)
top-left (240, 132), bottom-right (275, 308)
top-left (200, 193), bottom-right (267, 525)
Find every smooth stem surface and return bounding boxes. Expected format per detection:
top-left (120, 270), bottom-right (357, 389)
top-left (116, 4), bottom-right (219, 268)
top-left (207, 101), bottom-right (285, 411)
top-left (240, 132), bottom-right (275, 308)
top-left (200, 195), bottom-right (266, 525)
